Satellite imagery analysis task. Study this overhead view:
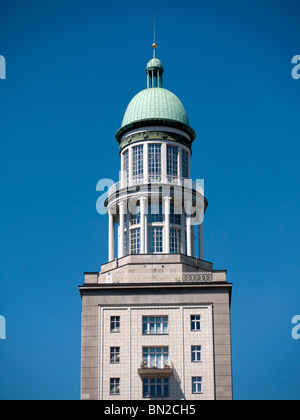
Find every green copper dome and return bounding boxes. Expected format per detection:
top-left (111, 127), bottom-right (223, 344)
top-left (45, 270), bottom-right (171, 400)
top-left (121, 88), bottom-right (190, 128)
top-left (116, 50), bottom-right (196, 146)
top-left (146, 58), bottom-right (164, 71)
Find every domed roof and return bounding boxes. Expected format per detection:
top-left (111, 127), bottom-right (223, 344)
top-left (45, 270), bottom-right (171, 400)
top-left (121, 87), bottom-right (190, 128)
top-left (146, 58), bottom-right (164, 70)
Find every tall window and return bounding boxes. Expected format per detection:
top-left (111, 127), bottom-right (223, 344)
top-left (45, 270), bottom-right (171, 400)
top-left (182, 149), bottom-right (189, 179)
top-left (131, 228), bottom-right (140, 254)
top-left (191, 315), bottom-right (201, 331)
top-left (149, 144), bottom-right (161, 177)
top-left (170, 204), bottom-right (181, 225)
top-left (110, 378), bottom-right (120, 395)
top-left (170, 228), bottom-right (181, 254)
top-left (110, 316), bottom-right (120, 333)
top-left (148, 227), bottom-right (163, 253)
top-left (191, 346), bottom-right (202, 363)
top-left (130, 205), bottom-right (140, 225)
top-left (124, 228), bottom-right (129, 256)
top-left (148, 203), bottom-right (163, 223)
top-left (192, 377), bottom-right (202, 394)
top-left (123, 149), bottom-right (129, 179)
top-left (143, 378), bottom-right (169, 398)
top-left (167, 145), bottom-right (178, 177)
top-left (143, 317), bottom-right (168, 335)
top-left (110, 347), bottom-right (120, 364)
top-left (133, 145), bottom-right (144, 178)
top-left (143, 347), bottom-right (169, 369)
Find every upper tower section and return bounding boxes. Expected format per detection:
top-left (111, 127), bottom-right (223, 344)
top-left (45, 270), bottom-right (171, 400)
top-left (116, 44), bottom-right (196, 150)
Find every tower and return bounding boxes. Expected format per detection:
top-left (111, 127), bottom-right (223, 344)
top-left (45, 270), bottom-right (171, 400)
top-left (80, 44), bottom-right (233, 401)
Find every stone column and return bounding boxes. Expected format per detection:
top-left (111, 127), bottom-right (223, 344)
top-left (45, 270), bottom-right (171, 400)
top-left (163, 197), bottom-right (171, 254)
top-left (181, 209), bottom-right (186, 255)
top-left (119, 201), bottom-right (126, 258)
top-left (186, 200), bottom-right (193, 257)
top-left (108, 209), bottom-right (115, 262)
top-left (140, 197), bottom-right (147, 254)
top-left (162, 143), bottom-right (167, 183)
top-left (144, 143), bottom-right (149, 184)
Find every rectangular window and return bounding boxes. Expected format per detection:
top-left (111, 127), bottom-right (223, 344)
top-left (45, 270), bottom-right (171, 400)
top-left (110, 316), bottom-right (120, 333)
top-left (191, 315), bottom-right (201, 331)
top-left (130, 205), bottom-right (140, 225)
top-left (167, 145), bottom-right (178, 177)
top-left (143, 347), bottom-right (169, 369)
top-left (182, 149), bottom-right (189, 179)
top-left (133, 145), bottom-right (144, 178)
top-left (143, 317), bottom-right (168, 335)
top-left (143, 378), bottom-right (169, 398)
top-left (123, 149), bottom-right (129, 179)
top-left (110, 347), bottom-right (120, 364)
top-left (148, 203), bottom-right (163, 223)
top-left (131, 228), bottom-right (140, 255)
top-left (148, 227), bottom-right (163, 253)
top-left (170, 204), bottom-right (181, 225)
top-left (149, 144), bottom-right (162, 177)
top-left (192, 377), bottom-right (202, 394)
top-left (110, 378), bottom-right (120, 395)
top-left (124, 228), bottom-right (129, 256)
top-left (170, 228), bottom-right (181, 254)
top-left (191, 346), bottom-right (202, 363)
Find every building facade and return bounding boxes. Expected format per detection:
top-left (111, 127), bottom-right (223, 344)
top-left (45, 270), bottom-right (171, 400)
top-left (79, 46), bottom-right (233, 401)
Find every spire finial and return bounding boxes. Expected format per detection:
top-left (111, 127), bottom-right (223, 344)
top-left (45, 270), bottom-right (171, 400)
top-left (152, 14), bottom-right (157, 58)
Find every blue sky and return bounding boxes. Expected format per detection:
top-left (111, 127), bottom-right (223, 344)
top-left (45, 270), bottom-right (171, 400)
top-left (0, 0), bottom-right (300, 400)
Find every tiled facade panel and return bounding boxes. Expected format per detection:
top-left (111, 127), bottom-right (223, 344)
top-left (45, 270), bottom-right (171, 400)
top-left (94, 304), bottom-right (215, 400)
top-left (81, 286), bottom-right (232, 401)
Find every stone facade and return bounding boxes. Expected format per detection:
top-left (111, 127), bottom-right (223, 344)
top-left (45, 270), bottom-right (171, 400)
top-left (79, 256), bottom-right (232, 400)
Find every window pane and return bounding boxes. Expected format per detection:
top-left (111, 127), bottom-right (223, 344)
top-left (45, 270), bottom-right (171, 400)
top-left (170, 204), bottom-right (181, 225)
top-left (167, 145), bottom-right (178, 177)
top-left (182, 149), bottom-right (189, 179)
top-left (170, 228), bottom-right (181, 254)
top-left (131, 229), bottom-right (140, 254)
top-left (148, 227), bottom-right (163, 253)
top-left (133, 145), bottom-right (144, 178)
top-left (148, 203), bottom-right (163, 223)
top-left (149, 144), bottom-right (162, 177)
top-left (123, 150), bottom-right (129, 179)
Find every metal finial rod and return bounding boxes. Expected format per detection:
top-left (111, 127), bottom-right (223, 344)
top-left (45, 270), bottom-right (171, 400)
top-left (153, 14), bottom-right (157, 58)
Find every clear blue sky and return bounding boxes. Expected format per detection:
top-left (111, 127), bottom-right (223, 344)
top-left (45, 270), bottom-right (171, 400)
top-left (0, 0), bottom-right (299, 400)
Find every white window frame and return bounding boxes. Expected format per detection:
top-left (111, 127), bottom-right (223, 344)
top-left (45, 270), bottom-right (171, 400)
top-left (182, 148), bottom-right (189, 179)
top-left (110, 347), bottom-right (121, 364)
top-left (167, 145), bottom-right (178, 178)
top-left (131, 228), bottom-right (140, 255)
top-left (192, 377), bottom-right (202, 394)
top-left (191, 346), bottom-right (202, 363)
top-left (170, 228), bottom-right (181, 254)
top-left (110, 316), bottom-right (120, 333)
top-left (142, 347), bottom-right (169, 369)
top-left (143, 378), bottom-right (169, 398)
top-left (133, 145), bottom-right (144, 178)
top-left (123, 149), bottom-right (129, 180)
top-left (143, 317), bottom-right (169, 335)
top-left (191, 315), bottom-right (201, 331)
top-left (110, 378), bottom-right (120, 395)
top-left (148, 144), bottom-right (162, 177)
top-left (148, 227), bottom-right (163, 253)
